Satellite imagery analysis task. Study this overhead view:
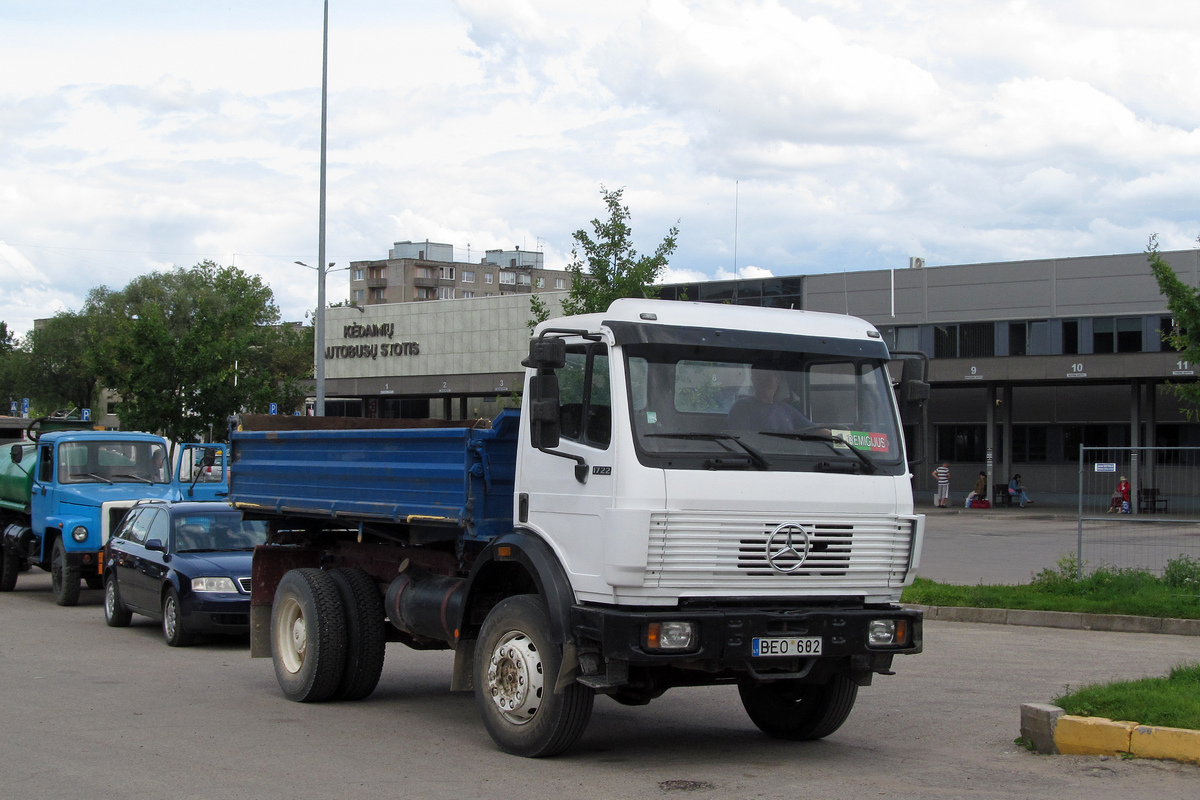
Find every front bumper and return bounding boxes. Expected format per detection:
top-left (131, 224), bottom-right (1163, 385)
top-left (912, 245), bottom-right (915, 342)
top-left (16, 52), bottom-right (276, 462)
top-left (181, 594), bottom-right (252, 634)
top-left (572, 603), bottom-right (922, 673)
top-left (64, 549), bottom-right (104, 575)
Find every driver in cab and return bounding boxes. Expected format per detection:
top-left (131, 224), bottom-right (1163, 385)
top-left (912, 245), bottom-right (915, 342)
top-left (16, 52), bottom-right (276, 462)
top-left (725, 363), bottom-right (812, 432)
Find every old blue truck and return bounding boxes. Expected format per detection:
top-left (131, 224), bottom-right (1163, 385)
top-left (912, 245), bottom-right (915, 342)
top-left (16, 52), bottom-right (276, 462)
top-left (1, 422), bottom-right (228, 605)
top-left (232, 299), bottom-right (928, 757)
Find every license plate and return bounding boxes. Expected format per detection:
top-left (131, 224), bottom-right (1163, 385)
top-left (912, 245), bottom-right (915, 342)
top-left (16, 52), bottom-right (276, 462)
top-left (752, 636), bottom-right (823, 657)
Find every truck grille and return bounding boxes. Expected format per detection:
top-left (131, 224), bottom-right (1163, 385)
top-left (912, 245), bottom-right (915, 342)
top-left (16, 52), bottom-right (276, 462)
top-left (645, 512), bottom-right (915, 590)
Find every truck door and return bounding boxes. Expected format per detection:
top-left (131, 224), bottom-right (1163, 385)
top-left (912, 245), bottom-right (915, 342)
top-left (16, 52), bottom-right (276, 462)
top-left (174, 444), bottom-right (228, 501)
top-left (523, 341), bottom-right (613, 598)
top-left (29, 443), bottom-right (57, 561)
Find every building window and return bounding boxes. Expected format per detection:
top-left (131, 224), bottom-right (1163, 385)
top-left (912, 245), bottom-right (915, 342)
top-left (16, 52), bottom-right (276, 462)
top-left (1062, 424), bottom-right (1109, 461)
top-left (370, 287), bottom-right (386, 302)
top-left (936, 424), bottom-right (986, 462)
top-left (352, 289), bottom-right (364, 302)
top-left (416, 287), bottom-right (435, 300)
top-left (438, 266), bottom-right (455, 281)
top-left (1063, 319), bottom-right (1079, 355)
top-left (1008, 320), bottom-right (1050, 356)
top-left (883, 326), bottom-right (919, 352)
top-left (416, 266), bottom-right (433, 279)
top-left (462, 290), bottom-right (474, 298)
top-left (517, 273), bottom-right (531, 286)
top-left (1093, 317), bottom-right (1142, 353)
top-left (352, 268), bottom-right (365, 281)
top-left (484, 273), bottom-right (494, 285)
top-left (462, 271), bottom-right (475, 283)
top-left (510, 258), bottom-right (517, 267)
top-left (1011, 425), bottom-right (1047, 462)
top-left (536, 277), bottom-right (545, 288)
top-left (555, 278), bottom-right (566, 290)
top-left (500, 271), bottom-right (516, 285)
top-left (1160, 316), bottom-right (1176, 352)
top-left (934, 323), bottom-right (994, 358)
top-left (437, 287), bottom-right (455, 300)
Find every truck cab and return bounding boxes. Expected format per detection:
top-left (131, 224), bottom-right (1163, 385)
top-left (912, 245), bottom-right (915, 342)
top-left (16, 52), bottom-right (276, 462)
top-left (1, 430), bottom-right (228, 605)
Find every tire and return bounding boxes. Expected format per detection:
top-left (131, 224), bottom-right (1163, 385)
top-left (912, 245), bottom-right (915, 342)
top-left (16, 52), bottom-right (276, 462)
top-left (51, 538), bottom-right (81, 607)
top-left (162, 587), bottom-right (194, 647)
top-left (0, 546), bottom-right (19, 592)
top-left (473, 595), bottom-right (594, 757)
top-left (104, 572), bottom-right (132, 627)
top-left (737, 675), bottom-right (859, 741)
top-left (270, 569), bottom-right (348, 702)
top-left (328, 567), bottom-right (386, 701)
top-left (84, 573), bottom-right (103, 591)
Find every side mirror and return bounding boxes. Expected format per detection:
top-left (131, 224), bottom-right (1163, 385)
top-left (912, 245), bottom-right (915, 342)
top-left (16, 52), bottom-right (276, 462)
top-left (199, 448), bottom-right (217, 468)
top-left (898, 357), bottom-right (930, 422)
top-left (145, 539), bottom-right (166, 553)
top-left (523, 336), bottom-right (567, 370)
top-left (528, 373), bottom-right (561, 449)
top-left (10, 444), bottom-right (22, 464)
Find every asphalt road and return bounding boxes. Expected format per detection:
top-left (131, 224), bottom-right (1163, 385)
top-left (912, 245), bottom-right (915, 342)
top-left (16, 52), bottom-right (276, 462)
top-left (917, 509), bottom-right (1084, 585)
top-left (2, 569), bottom-right (1199, 800)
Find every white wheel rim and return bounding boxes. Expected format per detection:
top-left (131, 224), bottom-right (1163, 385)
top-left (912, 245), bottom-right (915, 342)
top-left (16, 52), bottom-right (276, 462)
top-left (105, 580), bottom-right (116, 617)
top-left (486, 630), bottom-right (544, 725)
top-left (164, 596), bottom-right (178, 639)
top-left (276, 596), bottom-right (306, 674)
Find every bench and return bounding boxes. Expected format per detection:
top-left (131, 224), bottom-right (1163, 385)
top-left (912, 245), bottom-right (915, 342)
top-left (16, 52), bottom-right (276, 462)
top-left (993, 484), bottom-right (1014, 508)
top-left (1138, 488), bottom-right (1168, 514)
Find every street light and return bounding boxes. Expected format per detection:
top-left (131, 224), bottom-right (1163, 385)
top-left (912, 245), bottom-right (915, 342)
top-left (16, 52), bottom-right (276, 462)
top-left (296, 260), bottom-right (335, 416)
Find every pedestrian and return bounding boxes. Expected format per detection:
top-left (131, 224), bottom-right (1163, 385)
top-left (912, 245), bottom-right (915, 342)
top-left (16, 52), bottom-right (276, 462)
top-left (1008, 473), bottom-right (1033, 508)
top-left (1106, 475), bottom-right (1131, 514)
top-left (966, 470), bottom-right (987, 507)
top-left (932, 462), bottom-right (950, 508)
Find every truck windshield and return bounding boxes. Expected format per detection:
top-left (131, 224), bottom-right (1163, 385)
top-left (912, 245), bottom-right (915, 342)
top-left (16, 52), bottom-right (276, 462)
top-left (58, 441), bottom-right (171, 485)
top-left (624, 343), bottom-right (906, 475)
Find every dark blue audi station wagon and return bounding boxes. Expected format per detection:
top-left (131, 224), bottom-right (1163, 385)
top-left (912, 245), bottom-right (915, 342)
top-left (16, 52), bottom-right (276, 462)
top-left (102, 500), bottom-right (266, 646)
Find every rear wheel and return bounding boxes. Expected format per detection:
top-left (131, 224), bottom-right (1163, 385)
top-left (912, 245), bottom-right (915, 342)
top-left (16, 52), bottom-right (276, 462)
top-left (104, 572), bottom-right (132, 627)
top-left (474, 595), bottom-right (594, 757)
top-left (0, 546), bottom-right (19, 592)
top-left (162, 587), bottom-right (194, 647)
top-left (270, 569), bottom-right (347, 702)
top-left (328, 567), bottom-right (386, 701)
top-left (737, 675), bottom-right (858, 741)
top-left (50, 538), bottom-right (81, 607)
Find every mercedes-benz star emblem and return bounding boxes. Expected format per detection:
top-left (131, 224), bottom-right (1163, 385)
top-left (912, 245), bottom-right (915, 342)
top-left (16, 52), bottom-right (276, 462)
top-left (765, 523), bottom-right (812, 574)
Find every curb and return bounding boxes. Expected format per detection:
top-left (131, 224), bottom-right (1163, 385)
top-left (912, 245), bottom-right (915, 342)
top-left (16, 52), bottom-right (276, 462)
top-left (906, 605), bottom-right (1200, 636)
top-left (1019, 703), bottom-right (1200, 765)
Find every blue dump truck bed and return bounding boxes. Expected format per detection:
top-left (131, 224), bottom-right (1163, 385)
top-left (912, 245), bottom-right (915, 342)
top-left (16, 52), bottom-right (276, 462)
top-left (228, 409), bottom-right (520, 542)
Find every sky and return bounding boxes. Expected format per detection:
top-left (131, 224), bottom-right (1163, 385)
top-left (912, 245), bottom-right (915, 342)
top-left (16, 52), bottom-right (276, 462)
top-left (2, 0), bottom-right (1200, 336)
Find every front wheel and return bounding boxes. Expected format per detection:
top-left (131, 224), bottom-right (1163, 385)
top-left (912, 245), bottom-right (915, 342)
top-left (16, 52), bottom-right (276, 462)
top-left (737, 675), bottom-right (858, 741)
top-left (270, 569), bottom-right (347, 702)
top-left (104, 572), bottom-right (132, 627)
top-left (473, 595), bottom-right (594, 757)
top-left (162, 587), bottom-right (194, 647)
top-left (50, 538), bottom-right (81, 607)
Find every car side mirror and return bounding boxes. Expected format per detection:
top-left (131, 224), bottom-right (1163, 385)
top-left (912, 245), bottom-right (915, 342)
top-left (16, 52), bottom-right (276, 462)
top-left (10, 444), bottom-right (22, 464)
top-left (145, 539), bottom-right (166, 553)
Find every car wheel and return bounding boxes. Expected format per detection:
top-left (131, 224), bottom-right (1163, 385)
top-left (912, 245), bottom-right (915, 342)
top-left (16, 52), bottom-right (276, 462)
top-left (84, 573), bottom-right (103, 591)
top-left (0, 546), bottom-right (19, 592)
top-left (270, 569), bottom-right (347, 702)
top-left (162, 587), bottom-right (194, 647)
top-left (737, 675), bottom-right (858, 741)
top-left (473, 594), bottom-right (594, 757)
top-left (328, 567), bottom-right (386, 701)
top-left (104, 572), bottom-right (133, 627)
top-left (51, 538), bottom-right (81, 607)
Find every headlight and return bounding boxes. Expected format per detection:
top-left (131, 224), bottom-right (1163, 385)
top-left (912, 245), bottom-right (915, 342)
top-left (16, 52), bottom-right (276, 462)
top-left (192, 577), bottom-right (238, 593)
top-left (71, 526), bottom-right (88, 543)
top-left (645, 621), bottom-right (697, 652)
top-left (868, 619), bottom-right (909, 647)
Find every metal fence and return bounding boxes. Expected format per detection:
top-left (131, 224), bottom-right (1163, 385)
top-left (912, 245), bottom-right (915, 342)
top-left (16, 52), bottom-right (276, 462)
top-left (1076, 446), bottom-right (1200, 578)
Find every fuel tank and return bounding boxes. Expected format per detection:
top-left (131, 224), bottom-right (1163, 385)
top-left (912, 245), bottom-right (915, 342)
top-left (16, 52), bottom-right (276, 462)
top-left (0, 444), bottom-right (35, 514)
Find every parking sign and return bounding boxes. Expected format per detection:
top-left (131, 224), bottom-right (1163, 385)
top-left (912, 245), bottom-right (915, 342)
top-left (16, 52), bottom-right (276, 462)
top-left (269, 403), bottom-right (278, 415)
top-left (82, 408), bottom-right (91, 422)
top-left (21, 398), bottom-right (29, 419)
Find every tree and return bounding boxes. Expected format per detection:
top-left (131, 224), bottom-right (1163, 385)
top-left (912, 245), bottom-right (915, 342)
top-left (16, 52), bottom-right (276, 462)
top-left (559, 186), bottom-right (680, 317)
top-left (21, 311), bottom-right (99, 413)
top-left (1147, 234), bottom-right (1200, 415)
top-left (84, 261), bottom-right (309, 442)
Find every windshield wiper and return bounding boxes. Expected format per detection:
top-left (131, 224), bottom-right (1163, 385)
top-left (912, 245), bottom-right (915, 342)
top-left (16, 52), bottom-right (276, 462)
top-left (760, 431), bottom-right (880, 474)
top-left (644, 432), bottom-right (770, 469)
top-left (111, 473), bottom-right (153, 485)
top-left (79, 472), bottom-right (113, 485)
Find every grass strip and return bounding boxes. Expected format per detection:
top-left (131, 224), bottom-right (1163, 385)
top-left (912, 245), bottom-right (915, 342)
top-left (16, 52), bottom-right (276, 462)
top-left (900, 554), bottom-right (1200, 620)
top-left (1053, 663), bottom-right (1200, 730)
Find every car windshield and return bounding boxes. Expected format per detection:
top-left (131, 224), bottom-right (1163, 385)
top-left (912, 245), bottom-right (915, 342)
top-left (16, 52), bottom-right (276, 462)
top-left (624, 342), bottom-right (906, 474)
top-left (172, 513), bottom-right (268, 552)
top-left (59, 441), bottom-right (170, 484)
